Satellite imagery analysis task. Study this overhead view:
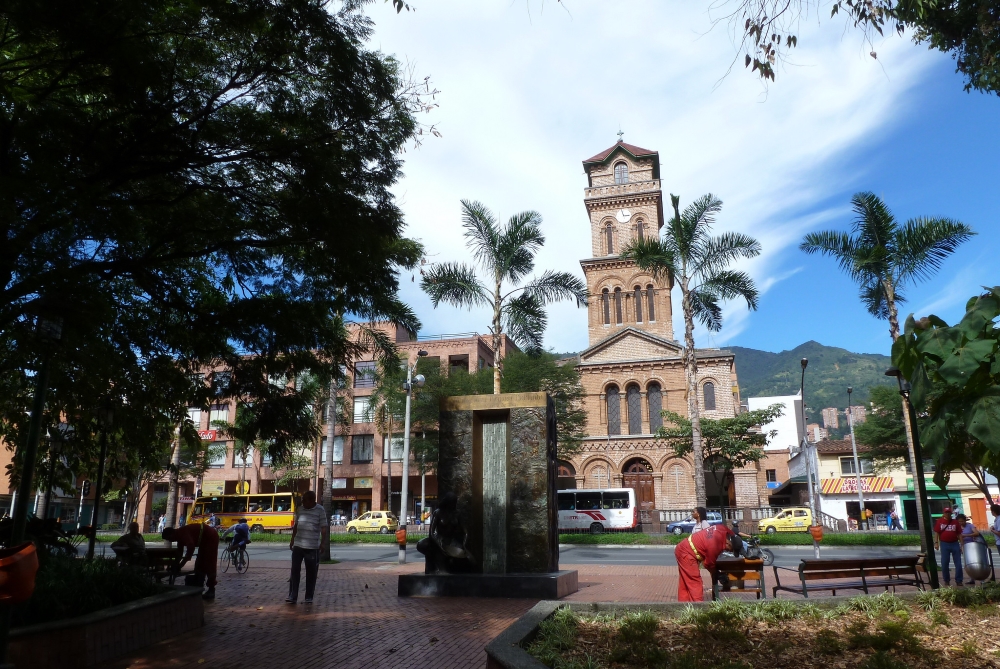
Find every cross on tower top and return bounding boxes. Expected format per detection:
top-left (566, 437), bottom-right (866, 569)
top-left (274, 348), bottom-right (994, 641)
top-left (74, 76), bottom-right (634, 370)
top-left (616, 128), bottom-right (624, 142)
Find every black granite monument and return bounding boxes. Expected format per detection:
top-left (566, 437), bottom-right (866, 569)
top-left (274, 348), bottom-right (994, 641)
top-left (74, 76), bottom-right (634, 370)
top-left (398, 392), bottom-right (579, 598)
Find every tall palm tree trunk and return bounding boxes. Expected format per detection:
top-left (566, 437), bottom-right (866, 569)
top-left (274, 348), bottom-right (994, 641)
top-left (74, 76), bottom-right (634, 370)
top-left (492, 277), bottom-right (502, 394)
top-left (884, 277), bottom-right (901, 340)
top-left (681, 282), bottom-right (707, 507)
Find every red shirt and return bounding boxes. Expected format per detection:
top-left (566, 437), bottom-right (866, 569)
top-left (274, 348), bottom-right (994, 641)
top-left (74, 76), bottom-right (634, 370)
top-left (690, 524), bottom-right (736, 571)
top-left (934, 516), bottom-right (961, 543)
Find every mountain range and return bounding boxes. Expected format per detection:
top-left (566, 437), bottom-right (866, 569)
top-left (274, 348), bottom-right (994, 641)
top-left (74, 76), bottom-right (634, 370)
top-left (728, 341), bottom-right (894, 422)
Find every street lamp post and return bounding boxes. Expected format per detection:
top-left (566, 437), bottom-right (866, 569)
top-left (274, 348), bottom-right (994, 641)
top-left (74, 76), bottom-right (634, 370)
top-left (847, 387), bottom-right (867, 530)
top-left (800, 358), bottom-right (821, 558)
top-left (398, 350), bottom-right (427, 564)
top-left (886, 367), bottom-right (939, 589)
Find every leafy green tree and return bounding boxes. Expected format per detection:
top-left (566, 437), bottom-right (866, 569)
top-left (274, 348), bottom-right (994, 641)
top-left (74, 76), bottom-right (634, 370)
top-left (720, 0), bottom-right (1000, 94)
top-left (622, 194), bottom-right (761, 507)
top-left (421, 200), bottom-right (588, 394)
top-left (1, 0), bottom-right (428, 496)
top-left (801, 192), bottom-right (974, 342)
top-left (656, 404), bottom-right (784, 500)
top-left (893, 287), bottom-right (1000, 499)
top-left (854, 384), bottom-right (909, 465)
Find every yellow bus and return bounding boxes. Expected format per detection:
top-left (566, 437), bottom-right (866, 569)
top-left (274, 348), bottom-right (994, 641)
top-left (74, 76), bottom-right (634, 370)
top-left (187, 493), bottom-right (300, 532)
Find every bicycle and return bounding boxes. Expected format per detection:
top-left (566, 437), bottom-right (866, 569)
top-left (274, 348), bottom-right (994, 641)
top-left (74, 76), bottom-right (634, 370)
top-left (220, 541), bottom-right (250, 573)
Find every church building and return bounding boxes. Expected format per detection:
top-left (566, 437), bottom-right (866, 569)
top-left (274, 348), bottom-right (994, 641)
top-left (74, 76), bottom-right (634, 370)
top-left (563, 140), bottom-right (763, 520)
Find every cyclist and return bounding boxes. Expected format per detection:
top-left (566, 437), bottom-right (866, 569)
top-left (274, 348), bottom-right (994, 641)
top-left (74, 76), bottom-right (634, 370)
top-left (223, 517), bottom-right (252, 556)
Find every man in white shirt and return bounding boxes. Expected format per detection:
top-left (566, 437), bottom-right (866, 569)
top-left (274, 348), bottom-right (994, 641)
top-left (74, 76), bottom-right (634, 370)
top-left (286, 491), bottom-right (328, 604)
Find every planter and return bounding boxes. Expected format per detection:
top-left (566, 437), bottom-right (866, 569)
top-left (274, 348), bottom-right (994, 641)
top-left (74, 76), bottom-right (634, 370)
top-left (9, 586), bottom-right (204, 669)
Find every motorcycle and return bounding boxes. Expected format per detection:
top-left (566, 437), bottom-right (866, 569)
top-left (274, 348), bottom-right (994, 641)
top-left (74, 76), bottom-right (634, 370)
top-left (721, 535), bottom-right (774, 566)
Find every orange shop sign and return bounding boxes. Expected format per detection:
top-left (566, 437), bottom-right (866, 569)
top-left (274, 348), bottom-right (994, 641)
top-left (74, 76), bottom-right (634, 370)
top-left (197, 430), bottom-right (218, 441)
top-left (821, 477), bottom-right (894, 494)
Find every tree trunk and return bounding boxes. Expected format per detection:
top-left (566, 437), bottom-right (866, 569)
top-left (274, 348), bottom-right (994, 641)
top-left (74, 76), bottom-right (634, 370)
top-left (681, 281), bottom-right (707, 508)
top-left (164, 433), bottom-right (182, 528)
top-left (493, 277), bottom-right (502, 394)
top-left (322, 381), bottom-right (336, 560)
top-left (884, 277), bottom-right (901, 341)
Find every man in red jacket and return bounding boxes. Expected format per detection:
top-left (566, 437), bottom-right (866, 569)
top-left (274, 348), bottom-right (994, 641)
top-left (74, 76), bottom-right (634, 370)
top-left (163, 523), bottom-right (220, 599)
top-left (674, 522), bottom-right (739, 602)
top-left (933, 506), bottom-right (963, 587)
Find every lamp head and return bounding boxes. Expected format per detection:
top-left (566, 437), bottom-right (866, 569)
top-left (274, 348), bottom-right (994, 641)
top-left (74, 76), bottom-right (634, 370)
top-left (847, 386), bottom-right (853, 395)
top-left (885, 367), bottom-right (901, 378)
top-left (801, 358), bottom-right (808, 369)
top-left (414, 374), bottom-right (425, 388)
top-left (417, 350), bottom-right (428, 357)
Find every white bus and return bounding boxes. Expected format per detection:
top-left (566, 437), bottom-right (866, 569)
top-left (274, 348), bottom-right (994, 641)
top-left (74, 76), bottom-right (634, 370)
top-left (557, 488), bottom-right (639, 534)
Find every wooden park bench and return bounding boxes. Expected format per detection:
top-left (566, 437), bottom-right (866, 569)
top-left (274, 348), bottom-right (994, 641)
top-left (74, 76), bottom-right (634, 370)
top-left (712, 558), bottom-right (766, 600)
top-left (145, 546), bottom-right (189, 585)
top-left (772, 556), bottom-right (924, 598)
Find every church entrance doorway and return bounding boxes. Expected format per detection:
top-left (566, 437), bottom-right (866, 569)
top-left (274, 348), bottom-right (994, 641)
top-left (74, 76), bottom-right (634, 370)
top-left (622, 458), bottom-right (655, 523)
top-left (705, 456), bottom-right (735, 508)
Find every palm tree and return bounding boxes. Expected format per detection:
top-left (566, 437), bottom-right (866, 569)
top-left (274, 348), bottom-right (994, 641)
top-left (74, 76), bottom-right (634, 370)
top-left (800, 192), bottom-right (975, 342)
top-left (621, 194), bottom-right (761, 507)
top-left (421, 200), bottom-right (588, 393)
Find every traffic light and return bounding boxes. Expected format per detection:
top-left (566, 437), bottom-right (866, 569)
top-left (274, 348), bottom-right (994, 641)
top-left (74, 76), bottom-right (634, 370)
top-left (82, 481), bottom-right (91, 496)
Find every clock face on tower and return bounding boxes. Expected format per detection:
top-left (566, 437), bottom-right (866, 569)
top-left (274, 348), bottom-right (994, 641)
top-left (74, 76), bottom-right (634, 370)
top-left (615, 208), bottom-right (631, 223)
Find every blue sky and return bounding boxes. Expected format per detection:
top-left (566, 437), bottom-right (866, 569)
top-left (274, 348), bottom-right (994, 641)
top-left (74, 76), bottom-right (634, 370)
top-left (366, 1), bottom-right (999, 357)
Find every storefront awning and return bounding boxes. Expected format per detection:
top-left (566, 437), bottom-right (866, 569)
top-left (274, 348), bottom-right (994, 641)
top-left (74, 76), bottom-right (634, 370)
top-left (768, 476), bottom-right (807, 496)
top-left (821, 477), bottom-right (895, 494)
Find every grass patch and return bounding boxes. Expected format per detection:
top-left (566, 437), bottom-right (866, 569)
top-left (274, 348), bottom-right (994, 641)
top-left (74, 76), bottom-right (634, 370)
top-left (527, 608), bottom-right (581, 668)
top-left (558, 532), bottom-right (926, 546)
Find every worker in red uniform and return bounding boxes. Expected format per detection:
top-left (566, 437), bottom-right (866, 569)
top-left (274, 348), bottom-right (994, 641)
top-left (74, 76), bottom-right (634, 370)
top-left (163, 523), bottom-right (220, 599)
top-left (674, 521), bottom-right (740, 602)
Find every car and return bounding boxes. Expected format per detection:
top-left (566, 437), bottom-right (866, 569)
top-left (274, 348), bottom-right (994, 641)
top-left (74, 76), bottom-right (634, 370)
top-left (345, 510), bottom-right (399, 534)
top-left (758, 507), bottom-right (812, 534)
top-left (666, 511), bottom-right (725, 535)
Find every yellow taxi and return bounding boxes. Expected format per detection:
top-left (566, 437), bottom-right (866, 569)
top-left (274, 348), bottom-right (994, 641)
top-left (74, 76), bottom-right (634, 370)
top-left (758, 507), bottom-right (813, 534)
top-left (345, 510), bottom-right (399, 534)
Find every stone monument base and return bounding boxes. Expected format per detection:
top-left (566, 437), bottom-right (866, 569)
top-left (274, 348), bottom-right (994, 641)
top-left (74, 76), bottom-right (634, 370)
top-left (398, 570), bottom-right (579, 599)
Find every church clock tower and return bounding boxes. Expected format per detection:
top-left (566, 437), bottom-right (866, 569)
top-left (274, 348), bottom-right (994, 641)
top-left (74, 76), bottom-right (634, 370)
top-left (580, 140), bottom-right (674, 346)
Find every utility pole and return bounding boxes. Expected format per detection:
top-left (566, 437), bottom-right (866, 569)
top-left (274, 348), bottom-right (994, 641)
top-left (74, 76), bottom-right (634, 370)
top-left (847, 387), bottom-right (867, 530)
top-left (398, 351), bottom-right (427, 563)
top-left (800, 358), bottom-right (821, 558)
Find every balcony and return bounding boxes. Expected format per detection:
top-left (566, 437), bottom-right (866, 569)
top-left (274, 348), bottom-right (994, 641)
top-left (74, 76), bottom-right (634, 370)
top-left (584, 179), bottom-right (661, 201)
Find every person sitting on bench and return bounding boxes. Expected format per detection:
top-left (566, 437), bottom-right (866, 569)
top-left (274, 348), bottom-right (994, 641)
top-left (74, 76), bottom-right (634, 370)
top-left (111, 521), bottom-right (147, 565)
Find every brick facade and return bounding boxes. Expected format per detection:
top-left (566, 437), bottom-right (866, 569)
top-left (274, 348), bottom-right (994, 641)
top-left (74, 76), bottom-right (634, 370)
top-left (564, 141), bottom-right (759, 512)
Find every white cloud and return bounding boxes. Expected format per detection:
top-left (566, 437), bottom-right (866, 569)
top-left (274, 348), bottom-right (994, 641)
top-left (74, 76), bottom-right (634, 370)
top-left (369, 1), bottom-right (945, 352)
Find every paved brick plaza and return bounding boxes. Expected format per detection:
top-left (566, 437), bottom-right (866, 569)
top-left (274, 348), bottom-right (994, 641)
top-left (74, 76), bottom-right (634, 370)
top-left (113, 560), bottom-right (689, 669)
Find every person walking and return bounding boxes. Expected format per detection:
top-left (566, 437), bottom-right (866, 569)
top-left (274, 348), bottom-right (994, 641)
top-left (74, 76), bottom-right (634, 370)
top-left (689, 507), bottom-right (712, 534)
top-left (286, 491), bottom-right (328, 604)
top-left (888, 508), bottom-right (902, 531)
top-left (933, 506), bottom-right (963, 587)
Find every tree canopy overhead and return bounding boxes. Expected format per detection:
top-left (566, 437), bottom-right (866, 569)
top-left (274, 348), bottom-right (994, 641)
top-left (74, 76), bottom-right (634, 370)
top-left (1, 0), bottom-right (430, 474)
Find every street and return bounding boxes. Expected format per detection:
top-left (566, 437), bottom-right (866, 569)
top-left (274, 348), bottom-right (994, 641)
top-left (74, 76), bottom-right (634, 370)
top-left (247, 542), bottom-right (921, 568)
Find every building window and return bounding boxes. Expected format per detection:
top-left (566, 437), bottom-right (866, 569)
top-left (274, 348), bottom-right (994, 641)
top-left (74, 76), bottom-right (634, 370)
top-left (614, 287), bottom-right (623, 325)
top-left (605, 224), bottom-right (614, 255)
top-left (353, 397), bottom-right (371, 423)
top-left (647, 382), bottom-right (662, 431)
top-left (646, 284), bottom-right (655, 321)
top-left (636, 220), bottom-right (645, 242)
top-left (319, 436), bottom-right (345, 465)
top-left (602, 289), bottom-right (611, 325)
top-left (209, 404), bottom-right (229, 426)
top-left (187, 407), bottom-right (202, 429)
top-left (208, 441), bottom-right (227, 468)
top-left (703, 382), bottom-right (716, 411)
top-left (840, 457), bottom-right (874, 475)
top-left (351, 435), bottom-right (374, 464)
top-left (233, 445), bottom-right (255, 468)
top-left (766, 469), bottom-right (777, 483)
top-left (606, 385), bottom-right (621, 436)
top-left (626, 384), bottom-right (642, 435)
top-left (353, 361), bottom-right (376, 388)
top-left (383, 436), bottom-right (404, 462)
top-left (633, 286), bottom-right (643, 322)
top-left (614, 161), bottom-right (628, 185)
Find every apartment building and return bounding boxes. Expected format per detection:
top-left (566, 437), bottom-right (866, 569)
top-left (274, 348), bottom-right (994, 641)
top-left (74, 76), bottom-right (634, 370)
top-left (821, 407), bottom-right (839, 430)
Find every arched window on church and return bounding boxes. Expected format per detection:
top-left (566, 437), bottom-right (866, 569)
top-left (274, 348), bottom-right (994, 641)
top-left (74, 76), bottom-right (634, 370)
top-left (646, 284), bottom-right (655, 322)
top-left (614, 287), bottom-right (623, 324)
top-left (626, 384), bottom-right (642, 435)
top-left (606, 385), bottom-right (621, 435)
top-left (601, 288), bottom-right (610, 325)
top-left (647, 382), bottom-right (663, 431)
top-left (605, 223), bottom-right (614, 255)
top-left (636, 220), bottom-right (645, 242)
top-left (633, 286), bottom-right (643, 322)
top-left (614, 161), bottom-right (628, 185)
top-left (703, 381), bottom-right (716, 411)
